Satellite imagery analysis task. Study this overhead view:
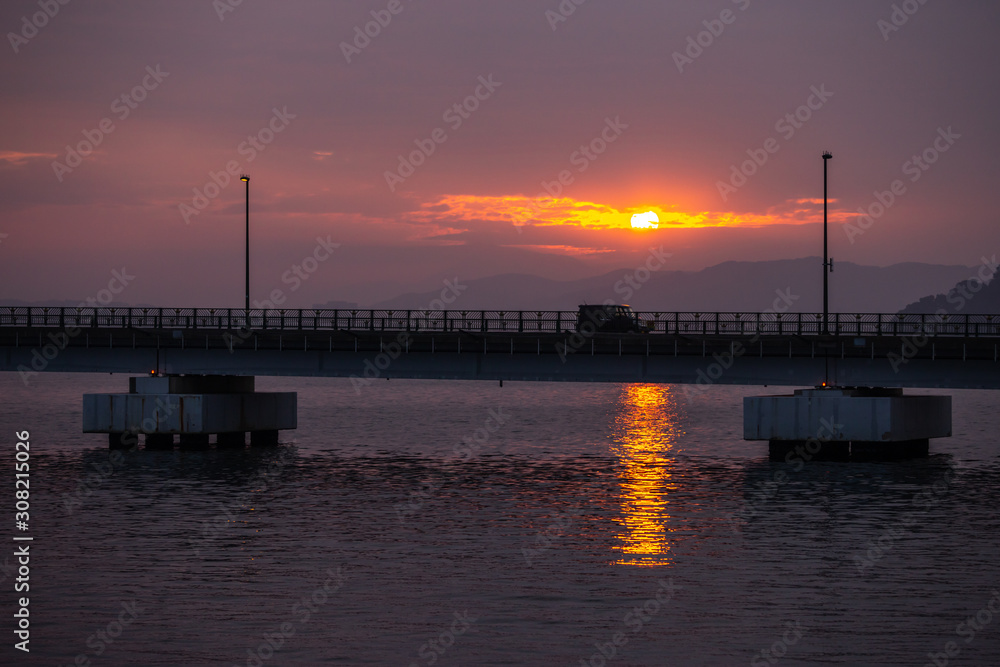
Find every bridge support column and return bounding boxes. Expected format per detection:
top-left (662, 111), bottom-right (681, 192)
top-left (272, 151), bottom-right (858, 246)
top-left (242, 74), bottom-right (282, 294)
top-left (251, 430), bottom-right (279, 447)
top-left (83, 375), bottom-right (296, 450)
top-left (145, 434), bottom-right (175, 449)
top-left (217, 432), bottom-right (247, 448)
top-left (746, 387), bottom-right (951, 462)
top-left (108, 433), bottom-right (138, 450)
top-left (179, 433), bottom-right (210, 449)
top-left (850, 438), bottom-right (929, 460)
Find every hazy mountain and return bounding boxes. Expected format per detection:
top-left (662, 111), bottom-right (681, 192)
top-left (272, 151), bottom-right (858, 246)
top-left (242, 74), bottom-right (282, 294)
top-left (2, 258), bottom-right (981, 315)
top-left (900, 266), bottom-right (1000, 314)
top-left (372, 258), bottom-right (977, 313)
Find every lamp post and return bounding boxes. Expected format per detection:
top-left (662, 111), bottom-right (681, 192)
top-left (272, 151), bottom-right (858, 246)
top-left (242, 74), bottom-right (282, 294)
top-left (240, 174), bottom-right (250, 312)
top-left (822, 152), bottom-right (832, 333)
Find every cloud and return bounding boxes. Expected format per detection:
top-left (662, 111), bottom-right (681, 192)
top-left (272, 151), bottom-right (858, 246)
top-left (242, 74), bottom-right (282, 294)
top-left (502, 244), bottom-right (617, 256)
top-left (409, 194), bottom-right (855, 231)
top-left (0, 151), bottom-right (57, 166)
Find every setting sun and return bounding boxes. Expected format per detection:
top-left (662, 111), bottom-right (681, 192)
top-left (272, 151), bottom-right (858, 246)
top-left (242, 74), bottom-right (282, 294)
top-left (630, 211), bottom-right (659, 229)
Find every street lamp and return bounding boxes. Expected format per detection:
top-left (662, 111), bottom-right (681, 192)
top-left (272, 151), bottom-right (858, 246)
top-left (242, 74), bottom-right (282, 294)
top-left (240, 174), bottom-right (250, 312)
top-left (822, 152), bottom-right (832, 333)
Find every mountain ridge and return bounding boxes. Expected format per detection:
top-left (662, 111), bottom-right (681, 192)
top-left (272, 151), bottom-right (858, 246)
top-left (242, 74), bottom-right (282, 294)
top-left (369, 257), bottom-right (977, 313)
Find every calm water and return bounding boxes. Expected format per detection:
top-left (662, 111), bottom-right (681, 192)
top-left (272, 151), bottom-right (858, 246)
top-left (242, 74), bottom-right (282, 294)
top-left (2, 373), bottom-right (1000, 666)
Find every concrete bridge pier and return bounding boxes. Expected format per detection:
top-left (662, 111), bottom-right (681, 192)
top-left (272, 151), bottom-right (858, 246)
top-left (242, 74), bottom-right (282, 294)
top-left (744, 387), bottom-right (951, 462)
top-left (851, 438), bottom-right (929, 460)
top-left (217, 432), bottom-right (247, 448)
top-left (107, 432), bottom-right (138, 450)
top-left (145, 434), bottom-right (176, 450)
top-left (251, 430), bottom-right (279, 446)
top-left (179, 433), bottom-right (210, 450)
top-left (83, 375), bottom-right (296, 450)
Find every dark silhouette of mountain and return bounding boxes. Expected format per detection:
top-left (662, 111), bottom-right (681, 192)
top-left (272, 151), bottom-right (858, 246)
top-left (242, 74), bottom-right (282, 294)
top-left (372, 258), bottom-right (976, 313)
top-left (4, 259), bottom-right (981, 315)
top-left (899, 263), bottom-right (999, 314)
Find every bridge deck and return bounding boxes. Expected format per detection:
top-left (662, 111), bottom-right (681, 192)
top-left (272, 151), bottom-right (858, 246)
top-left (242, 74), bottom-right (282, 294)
top-left (1, 326), bottom-right (997, 358)
top-left (3, 322), bottom-right (998, 389)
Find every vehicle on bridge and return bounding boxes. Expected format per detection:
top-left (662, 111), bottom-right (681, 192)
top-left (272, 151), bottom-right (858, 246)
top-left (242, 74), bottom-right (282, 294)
top-left (577, 304), bottom-right (650, 333)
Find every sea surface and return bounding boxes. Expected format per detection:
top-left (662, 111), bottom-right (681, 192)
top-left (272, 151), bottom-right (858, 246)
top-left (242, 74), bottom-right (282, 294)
top-left (1, 373), bottom-right (1000, 666)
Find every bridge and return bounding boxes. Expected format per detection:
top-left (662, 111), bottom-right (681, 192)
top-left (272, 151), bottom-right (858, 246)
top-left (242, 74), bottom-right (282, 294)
top-left (3, 305), bottom-right (992, 458)
top-left (2, 306), bottom-right (998, 389)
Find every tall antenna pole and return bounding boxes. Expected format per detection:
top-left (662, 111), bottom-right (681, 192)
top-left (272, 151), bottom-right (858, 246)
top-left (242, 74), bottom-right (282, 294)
top-left (241, 174), bottom-right (250, 312)
top-left (822, 152), bottom-right (832, 334)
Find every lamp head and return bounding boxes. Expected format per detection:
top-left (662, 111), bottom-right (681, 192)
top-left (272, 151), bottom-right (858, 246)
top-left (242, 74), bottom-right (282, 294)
top-left (822, 151), bottom-right (832, 160)
top-left (240, 174), bottom-right (250, 182)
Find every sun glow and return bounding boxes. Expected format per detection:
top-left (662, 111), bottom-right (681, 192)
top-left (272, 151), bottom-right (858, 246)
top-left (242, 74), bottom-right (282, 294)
top-left (412, 194), bottom-right (853, 232)
top-left (630, 211), bottom-right (659, 229)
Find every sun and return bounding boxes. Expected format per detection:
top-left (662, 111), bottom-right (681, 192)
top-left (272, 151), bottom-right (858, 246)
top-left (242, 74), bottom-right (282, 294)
top-left (630, 211), bottom-right (659, 229)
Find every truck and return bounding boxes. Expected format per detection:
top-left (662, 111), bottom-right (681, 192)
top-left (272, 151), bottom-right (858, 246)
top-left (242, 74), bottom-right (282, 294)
top-left (576, 304), bottom-right (651, 333)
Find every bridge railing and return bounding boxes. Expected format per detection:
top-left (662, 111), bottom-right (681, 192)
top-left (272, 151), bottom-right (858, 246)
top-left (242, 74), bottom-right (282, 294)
top-left (1, 307), bottom-right (998, 337)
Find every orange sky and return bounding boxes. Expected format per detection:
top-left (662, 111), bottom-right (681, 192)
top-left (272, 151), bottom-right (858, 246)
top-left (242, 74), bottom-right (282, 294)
top-left (0, 2), bottom-right (995, 306)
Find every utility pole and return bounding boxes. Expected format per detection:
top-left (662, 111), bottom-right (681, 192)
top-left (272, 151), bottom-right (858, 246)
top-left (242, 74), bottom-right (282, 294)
top-left (822, 152), bottom-right (832, 333)
top-left (241, 174), bottom-right (250, 312)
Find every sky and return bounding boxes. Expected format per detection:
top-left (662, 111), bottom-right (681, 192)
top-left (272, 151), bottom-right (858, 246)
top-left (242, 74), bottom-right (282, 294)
top-left (0, 0), bottom-right (997, 307)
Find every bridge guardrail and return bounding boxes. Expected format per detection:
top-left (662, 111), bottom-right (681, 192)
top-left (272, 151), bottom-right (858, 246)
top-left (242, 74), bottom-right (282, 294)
top-left (1, 307), bottom-right (998, 337)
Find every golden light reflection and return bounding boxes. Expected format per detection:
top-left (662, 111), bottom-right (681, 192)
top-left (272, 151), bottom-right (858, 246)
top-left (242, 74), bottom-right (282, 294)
top-left (612, 384), bottom-right (684, 566)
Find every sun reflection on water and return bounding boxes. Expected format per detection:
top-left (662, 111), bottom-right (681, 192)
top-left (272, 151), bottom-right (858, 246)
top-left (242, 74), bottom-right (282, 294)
top-left (612, 384), bottom-right (684, 566)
